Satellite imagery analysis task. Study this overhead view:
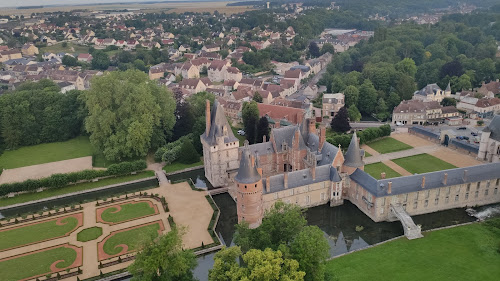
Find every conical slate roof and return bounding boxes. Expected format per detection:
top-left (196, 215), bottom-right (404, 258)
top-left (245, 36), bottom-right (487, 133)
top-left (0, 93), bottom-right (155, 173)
top-left (235, 147), bottom-right (261, 184)
top-left (344, 132), bottom-right (364, 168)
top-left (202, 100), bottom-right (238, 146)
top-left (446, 82), bottom-right (451, 92)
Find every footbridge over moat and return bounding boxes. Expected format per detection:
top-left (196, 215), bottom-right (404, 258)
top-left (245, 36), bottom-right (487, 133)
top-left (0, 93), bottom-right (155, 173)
top-left (390, 204), bottom-right (423, 240)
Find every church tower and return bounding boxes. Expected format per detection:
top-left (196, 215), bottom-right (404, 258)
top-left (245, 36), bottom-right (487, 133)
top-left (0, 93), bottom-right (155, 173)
top-left (235, 143), bottom-right (264, 228)
top-left (201, 100), bottom-right (240, 187)
top-left (342, 132), bottom-right (364, 175)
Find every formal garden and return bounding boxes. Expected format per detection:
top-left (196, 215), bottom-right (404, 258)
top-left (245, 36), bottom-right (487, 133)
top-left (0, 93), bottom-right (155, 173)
top-left (77, 227), bottom-right (103, 242)
top-left (98, 201), bottom-right (158, 224)
top-left (0, 244), bottom-right (81, 281)
top-left (364, 162), bottom-right (402, 179)
top-left (326, 218), bottom-right (500, 280)
top-left (392, 153), bottom-right (457, 174)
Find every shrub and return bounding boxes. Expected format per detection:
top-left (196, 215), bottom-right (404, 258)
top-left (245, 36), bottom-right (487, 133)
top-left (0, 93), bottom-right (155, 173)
top-left (178, 140), bottom-right (200, 164)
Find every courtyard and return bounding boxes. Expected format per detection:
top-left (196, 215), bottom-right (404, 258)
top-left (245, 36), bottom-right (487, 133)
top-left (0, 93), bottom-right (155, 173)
top-left (0, 180), bottom-right (216, 281)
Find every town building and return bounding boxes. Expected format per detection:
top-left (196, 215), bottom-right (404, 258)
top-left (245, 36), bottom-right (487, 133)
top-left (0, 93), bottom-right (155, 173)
top-left (478, 115), bottom-right (500, 163)
top-left (392, 100), bottom-right (459, 125)
top-left (322, 93), bottom-right (345, 117)
top-left (413, 83), bottom-right (451, 103)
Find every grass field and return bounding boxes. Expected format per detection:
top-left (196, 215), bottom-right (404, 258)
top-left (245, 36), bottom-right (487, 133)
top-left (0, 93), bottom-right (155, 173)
top-left (364, 151), bottom-right (372, 157)
top-left (40, 42), bottom-right (89, 54)
top-left (231, 127), bottom-right (246, 147)
top-left (326, 218), bottom-right (500, 281)
top-left (0, 171), bottom-right (155, 207)
top-left (0, 246), bottom-right (78, 281)
top-left (0, 136), bottom-right (93, 169)
top-left (0, 217), bottom-right (79, 250)
top-left (101, 202), bottom-right (156, 223)
top-left (364, 162), bottom-right (401, 179)
top-left (365, 137), bottom-right (413, 154)
top-left (103, 223), bottom-right (160, 255)
top-left (77, 227), bottom-right (103, 242)
top-left (163, 160), bottom-right (203, 173)
top-left (392, 154), bottom-right (457, 174)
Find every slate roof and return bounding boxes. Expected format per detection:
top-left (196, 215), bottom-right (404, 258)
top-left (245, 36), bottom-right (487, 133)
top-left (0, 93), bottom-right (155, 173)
top-left (351, 162), bottom-right (500, 197)
top-left (201, 100), bottom-right (239, 146)
top-left (344, 133), bottom-right (364, 168)
top-left (271, 125), bottom-right (307, 152)
top-left (263, 165), bottom-right (341, 194)
top-left (485, 115), bottom-right (500, 141)
top-left (235, 147), bottom-right (261, 184)
top-left (414, 83), bottom-right (442, 96)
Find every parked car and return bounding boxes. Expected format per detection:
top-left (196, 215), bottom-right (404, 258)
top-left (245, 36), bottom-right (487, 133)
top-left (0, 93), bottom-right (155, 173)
top-left (396, 121), bottom-right (403, 126)
top-left (471, 132), bottom-right (478, 136)
top-left (463, 136), bottom-right (469, 140)
top-left (457, 127), bottom-right (467, 130)
top-left (456, 136), bottom-right (465, 140)
top-left (237, 130), bottom-right (245, 136)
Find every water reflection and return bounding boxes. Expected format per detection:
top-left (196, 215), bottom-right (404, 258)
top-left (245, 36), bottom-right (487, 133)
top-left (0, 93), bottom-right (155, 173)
top-left (168, 169), bottom-right (214, 190)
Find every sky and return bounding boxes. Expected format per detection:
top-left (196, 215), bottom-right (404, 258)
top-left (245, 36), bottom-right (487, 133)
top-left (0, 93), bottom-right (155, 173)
top-left (0, 0), bottom-right (219, 8)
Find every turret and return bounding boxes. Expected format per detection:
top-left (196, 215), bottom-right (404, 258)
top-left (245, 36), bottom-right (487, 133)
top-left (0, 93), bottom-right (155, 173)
top-left (343, 132), bottom-right (364, 175)
top-left (235, 144), bottom-right (264, 228)
top-left (478, 126), bottom-right (491, 160)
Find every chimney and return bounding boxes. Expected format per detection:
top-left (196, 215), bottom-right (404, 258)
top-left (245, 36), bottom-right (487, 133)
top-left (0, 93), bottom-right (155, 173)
top-left (297, 111), bottom-right (304, 125)
top-left (293, 129), bottom-right (300, 149)
top-left (284, 173), bottom-right (288, 189)
top-left (257, 168), bottom-right (263, 176)
top-left (308, 118), bottom-right (316, 134)
top-left (319, 126), bottom-right (326, 151)
top-left (205, 100), bottom-right (211, 137)
top-left (388, 181), bottom-right (392, 194)
top-left (311, 165), bottom-right (316, 180)
top-left (380, 172), bottom-right (386, 179)
top-left (421, 176), bottom-right (426, 189)
top-left (463, 170), bottom-right (468, 182)
top-left (263, 135), bottom-right (267, 143)
top-left (443, 173), bottom-right (448, 185)
top-left (266, 176), bottom-right (270, 192)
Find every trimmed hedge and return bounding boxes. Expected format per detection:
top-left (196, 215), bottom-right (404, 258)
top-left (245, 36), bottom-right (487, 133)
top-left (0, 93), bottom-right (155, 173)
top-left (326, 124), bottom-right (391, 149)
top-left (0, 160), bottom-right (147, 197)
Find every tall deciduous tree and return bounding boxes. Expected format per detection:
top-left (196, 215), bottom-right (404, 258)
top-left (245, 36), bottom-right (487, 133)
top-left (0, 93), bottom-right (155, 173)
top-left (129, 228), bottom-right (197, 281)
top-left (308, 42), bottom-right (320, 58)
top-left (290, 226), bottom-right (330, 281)
top-left (242, 101), bottom-right (259, 144)
top-left (84, 70), bottom-right (175, 161)
top-left (347, 105), bottom-right (362, 122)
top-left (358, 80), bottom-right (378, 115)
top-left (344, 85), bottom-right (359, 107)
top-left (395, 58), bottom-right (417, 77)
top-left (330, 106), bottom-right (351, 133)
top-left (91, 50), bottom-right (110, 70)
top-left (320, 43), bottom-right (335, 55)
top-left (209, 246), bottom-right (305, 281)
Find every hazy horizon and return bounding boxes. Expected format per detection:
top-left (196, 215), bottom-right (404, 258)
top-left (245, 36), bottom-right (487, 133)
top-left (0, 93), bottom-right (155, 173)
top-left (0, 0), bottom-right (230, 8)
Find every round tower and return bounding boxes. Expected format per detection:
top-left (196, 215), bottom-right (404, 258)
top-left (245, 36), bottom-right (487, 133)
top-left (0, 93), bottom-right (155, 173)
top-left (235, 146), bottom-right (264, 229)
top-left (342, 132), bottom-right (364, 175)
top-left (478, 127), bottom-right (491, 160)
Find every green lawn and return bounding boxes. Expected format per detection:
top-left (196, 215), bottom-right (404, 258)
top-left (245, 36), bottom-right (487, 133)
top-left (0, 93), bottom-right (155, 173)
top-left (392, 154), bottom-right (457, 174)
top-left (0, 136), bottom-right (93, 169)
top-left (163, 160), bottom-right (203, 173)
top-left (326, 218), bottom-right (500, 281)
top-left (364, 151), bottom-right (372, 157)
top-left (0, 171), bottom-right (155, 207)
top-left (40, 42), bottom-right (89, 54)
top-left (364, 162), bottom-right (401, 179)
top-left (103, 223), bottom-right (160, 255)
top-left (365, 137), bottom-right (413, 154)
top-left (77, 227), bottom-right (103, 242)
top-left (0, 245), bottom-right (78, 281)
top-left (101, 201), bottom-right (156, 223)
top-left (231, 127), bottom-right (246, 147)
top-left (0, 216), bottom-right (79, 250)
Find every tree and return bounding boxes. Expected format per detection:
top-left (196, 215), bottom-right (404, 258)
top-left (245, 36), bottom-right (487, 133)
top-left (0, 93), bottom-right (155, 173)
top-left (395, 74), bottom-right (416, 101)
top-left (84, 70), bottom-right (176, 161)
top-left (290, 226), bottom-right (330, 281)
top-left (347, 105), bottom-right (361, 122)
top-left (441, 97), bottom-right (457, 107)
top-left (220, 49), bottom-right (229, 59)
top-left (257, 116), bottom-right (269, 143)
top-left (177, 140), bottom-right (200, 164)
top-left (235, 201), bottom-right (306, 252)
top-left (375, 98), bottom-right (389, 121)
top-left (62, 42), bottom-right (68, 48)
top-left (395, 58), bottom-right (417, 77)
top-left (91, 50), bottom-right (110, 70)
top-left (209, 246), bottom-right (305, 281)
top-left (129, 228), bottom-right (197, 281)
top-left (252, 92), bottom-right (263, 103)
top-left (344, 85), bottom-right (359, 107)
top-left (456, 74), bottom-right (472, 92)
top-left (386, 92), bottom-right (401, 113)
top-left (320, 43), bottom-right (335, 55)
top-left (242, 101), bottom-right (259, 144)
top-left (358, 80), bottom-right (378, 115)
top-left (308, 42), bottom-right (320, 58)
top-left (330, 106), bottom-right (351, 133)
top-left (62, 55), bottom-right (78, 66)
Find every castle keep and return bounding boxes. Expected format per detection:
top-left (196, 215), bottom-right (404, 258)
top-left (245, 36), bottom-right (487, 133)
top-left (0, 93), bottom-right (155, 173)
top-left (202, 101), bottom-right (500, 236)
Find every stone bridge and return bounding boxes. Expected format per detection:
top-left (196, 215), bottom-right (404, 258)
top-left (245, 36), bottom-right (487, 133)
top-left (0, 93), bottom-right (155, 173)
top-left (390, 204), bottom-right (423, 240)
